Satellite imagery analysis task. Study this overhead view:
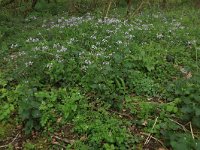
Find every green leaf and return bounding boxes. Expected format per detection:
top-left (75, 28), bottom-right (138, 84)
top-left (32, 109), bottom-right (41, 118)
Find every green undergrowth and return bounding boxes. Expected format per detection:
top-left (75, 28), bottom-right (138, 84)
top-left (0, 3), bottom-right (200, 149)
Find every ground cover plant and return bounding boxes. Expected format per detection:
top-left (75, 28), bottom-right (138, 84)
top-left (0, 0), bottom-right (200, 149)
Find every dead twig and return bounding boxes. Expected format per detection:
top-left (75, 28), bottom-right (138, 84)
top-left (110, 110), bottom-right (133, 119)
top-left (189, 122), bottom-right (195, 139)
top-left (105, 0), bottom-right (112, 18)
top-left (53, 135), bottom-right (74, 144)
top-left (169, 119), bottom-right (198, 139)
top-left (169, 118), bottom-right (187, 132)
top-left (131, 0), bottom-right (146, 17)
top-left (140, 132), bottom-right (166, 148)
top-left (144, 117), bottom-right (158, 145)
top-left (0, 133), bottom-right (19, 148)
top-left (52, 141), bottom-right (66, 149)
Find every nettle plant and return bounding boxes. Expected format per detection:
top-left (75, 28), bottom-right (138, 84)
top-left (37, 88), bottom-right (85, 129)
top-left (73, 110), bottom-right (137, 149)
top-left (168, 74), bottom-right (200, 128)
top-left (164, 133), bottom-right (200, 150)
top-left (17, 83), bottom-right (85, 134)
top-left (15, 84), bottom-right (42, 134)
top-left (0, 75), bottom-right (15, 123)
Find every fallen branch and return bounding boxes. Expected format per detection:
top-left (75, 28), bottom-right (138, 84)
top-left (0, 133), bottom-right (19, 148)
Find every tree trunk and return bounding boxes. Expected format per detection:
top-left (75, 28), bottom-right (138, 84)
top-left (126, 0), bottom-right (131, 17)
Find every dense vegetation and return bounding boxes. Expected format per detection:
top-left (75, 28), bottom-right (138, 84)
top-left (0, 0), bottom-right (200, 149)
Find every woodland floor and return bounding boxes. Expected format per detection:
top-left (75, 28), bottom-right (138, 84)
top-left (0, 3), bottom-right (200, 150)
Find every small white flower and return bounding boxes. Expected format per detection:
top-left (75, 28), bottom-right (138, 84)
top-left (33, 46), bottom-right (40, 51)
top-left (25, 61), bottom-right (33, 67)
top-left (47, 63), bottom-right (53, 69)
top-left (26, 37), bottom-right (39, 43)
top-left (91, 35), bottom-right (96, 39)
top-left (31, 16), bottom-right (37, 20)
top-left (85, 60), bottom-right (92, 65)
top-left (156, 33), bottom-right (164, 39)
top-left (53, 43), bottom-right (60, 49)
top-left (91, 45), bottom-right (97, 50)
top-left (58, 46), bottom-right (67, 52)
top-left (42, 46), bottom-right (49, 51)
top-left (102, 39), bottom-right (107, 43)
top-left (116, 40), bottom-right (122, 44)
top-left (18, 51), bottom-right (26, 56)
top-left (10, 44), bottom-right (18, 49)
top-left (96, 42), bottom-right (100, 46)
top-left (58, 19), bottom-right (62, 23)
top-left (103, 61), bottom-right (109, 65)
